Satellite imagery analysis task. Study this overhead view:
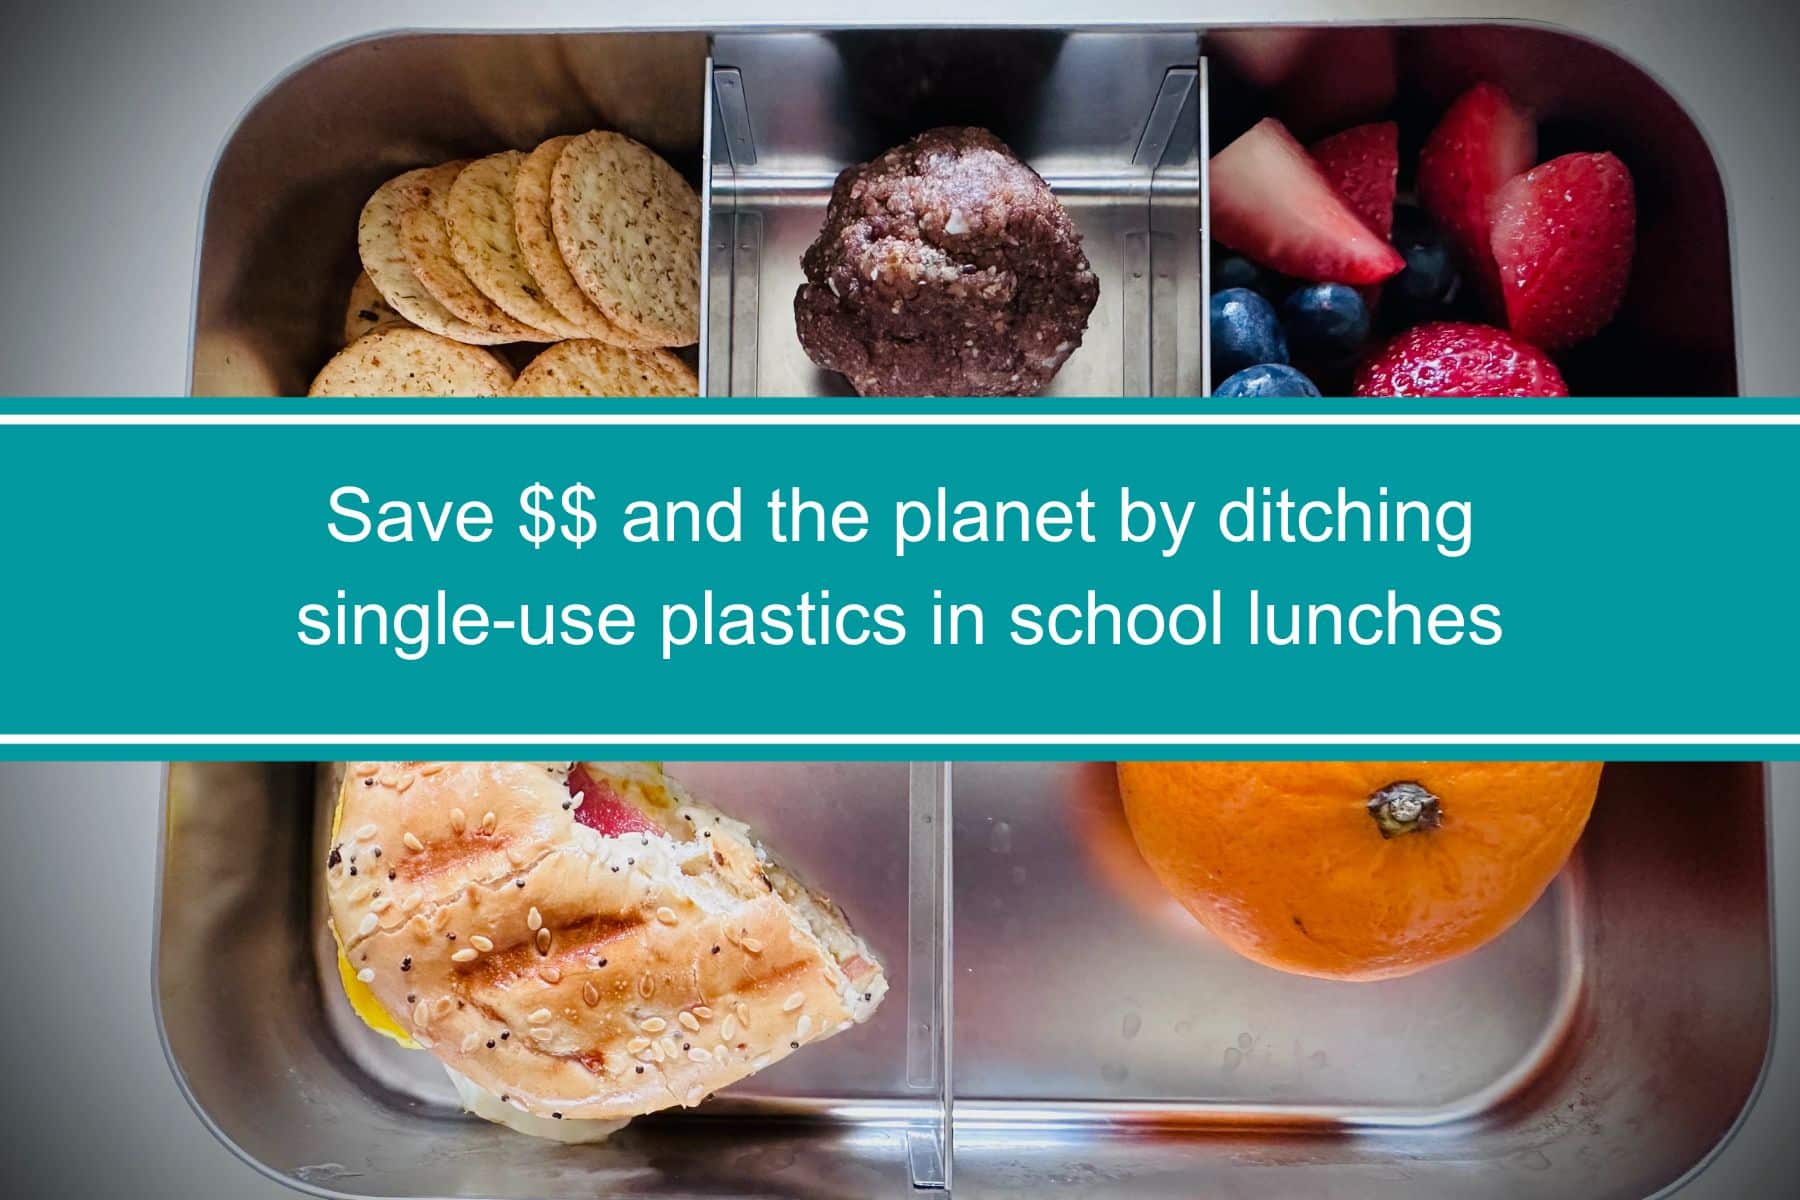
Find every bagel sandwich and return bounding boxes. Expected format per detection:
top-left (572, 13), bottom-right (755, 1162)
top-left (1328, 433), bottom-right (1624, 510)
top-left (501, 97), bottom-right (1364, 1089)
top-left (325, 761), bottom-right (887, 1141)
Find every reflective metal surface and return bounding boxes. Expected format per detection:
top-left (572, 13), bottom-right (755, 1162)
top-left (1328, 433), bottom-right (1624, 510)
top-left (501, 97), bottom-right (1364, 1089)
top-left (189, 32), bottom-right (709, 398)
top-left (951, 762), bottom-right (1772, 1198)
top-left (706, 32), bottom-right (1204, 398)
top-left (159, 762), bottom-right (944, 1198)
top-left (164, 15), bottom-right (1768, 1200)
top-left (158, 761), bottom-right (1773, 1198)
top-left (956, 761), bottom-right (1584, 1121)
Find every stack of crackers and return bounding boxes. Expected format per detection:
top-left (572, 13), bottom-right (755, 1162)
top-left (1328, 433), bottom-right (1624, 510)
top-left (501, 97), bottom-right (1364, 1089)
top-left (310, 131), bottom-right (701, 398)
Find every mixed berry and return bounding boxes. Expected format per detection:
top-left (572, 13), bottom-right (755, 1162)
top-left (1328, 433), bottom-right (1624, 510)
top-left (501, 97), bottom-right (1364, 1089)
top-left (1208, 82), bottom-right (1637, 397)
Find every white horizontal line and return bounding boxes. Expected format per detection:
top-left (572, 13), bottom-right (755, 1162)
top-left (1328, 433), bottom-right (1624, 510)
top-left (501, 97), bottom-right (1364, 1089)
top-left (2, 413), bottom-right (1798, 427)
top-left (0, 733), bottom-right (1793, 745)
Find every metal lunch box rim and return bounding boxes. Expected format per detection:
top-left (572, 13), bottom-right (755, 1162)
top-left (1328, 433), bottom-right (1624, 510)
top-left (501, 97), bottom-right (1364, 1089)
top-left (1639, 761), bottom-right (1782, 1198)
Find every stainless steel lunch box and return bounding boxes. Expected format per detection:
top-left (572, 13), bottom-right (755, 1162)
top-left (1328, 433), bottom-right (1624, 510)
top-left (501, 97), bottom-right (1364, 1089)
top-left (187, 25), bottom-right (1736, 400)
top-left (168, 18), bottom-right (1762, 1199)
top-left (157, 761), bottom-right (1775, 1198)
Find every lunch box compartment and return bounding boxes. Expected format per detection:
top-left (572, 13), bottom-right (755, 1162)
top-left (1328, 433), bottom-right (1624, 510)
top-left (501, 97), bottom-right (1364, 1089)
top-left (190, 32), bottom-right (710, 398)
top-left (158, 762), bottom-right (951, 1197)
top-left (1204, 24), bottom-right (1736, 397)
top-left (704, 31), bottom-right (1205, 398)
top-left (950, 761), bottom-right (1772, 1198)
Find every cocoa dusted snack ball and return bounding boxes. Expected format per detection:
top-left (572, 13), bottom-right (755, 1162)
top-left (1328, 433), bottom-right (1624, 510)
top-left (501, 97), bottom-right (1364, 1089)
top-left (795, 127), bottom-right (1099, 397)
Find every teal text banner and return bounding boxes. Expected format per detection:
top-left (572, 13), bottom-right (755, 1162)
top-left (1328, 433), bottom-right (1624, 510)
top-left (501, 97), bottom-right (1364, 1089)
top-left (0, 419), bottom-right (1792, 739)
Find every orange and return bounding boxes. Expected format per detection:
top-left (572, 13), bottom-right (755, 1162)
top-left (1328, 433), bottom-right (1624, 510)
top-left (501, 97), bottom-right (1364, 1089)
top-left (1117, 762), bottom-right (1601, 981)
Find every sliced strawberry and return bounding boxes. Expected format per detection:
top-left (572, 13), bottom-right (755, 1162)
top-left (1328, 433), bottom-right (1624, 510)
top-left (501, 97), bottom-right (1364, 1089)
top-left (567, 763), bottom-right (662, 837)
top-left (1417, 83), bottom-right (1536, 302)
top-left (1310, 121), bottom-right (1398, 242)
top-left (1353, 321), bottom-right (1568, 398)
top-left (1488, 152), bottom-right (1636, 351)
top-left (1310, 121), bottom-right (1399, 310)
top-left (1211, 118), bottom-right (1404, 285)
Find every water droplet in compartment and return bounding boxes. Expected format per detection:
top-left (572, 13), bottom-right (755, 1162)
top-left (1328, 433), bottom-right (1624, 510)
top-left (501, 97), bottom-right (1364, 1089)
top-left (1120, 1010), bottom-right (1142, 1039)
top-left (988, 821), bottom-right (1012, 854)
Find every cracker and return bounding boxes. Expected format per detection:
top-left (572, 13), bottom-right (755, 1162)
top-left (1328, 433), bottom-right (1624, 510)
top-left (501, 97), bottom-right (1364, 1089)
top-left (343, 269), bottom-right (408, 345)
top-left (402, 161), bottom-right (554, 342)
top-left (550, 131), bottom-right (701, 347)
top-left (513, 136), bottom-right (643, 345)
top-left (357, 166), bottom-right (513, 346)
top-left (309, 326), bottom-right (515, 397)
top-left (444, 152), bottom-right (586, 341)
top-left (510, 339), bottom-right (699, 398)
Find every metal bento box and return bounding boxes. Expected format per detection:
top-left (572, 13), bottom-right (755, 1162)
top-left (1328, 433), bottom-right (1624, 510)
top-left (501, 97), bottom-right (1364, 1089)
top-left (158, 760), bottom-right (1771, 1198)
top-left (166, 19), bottom-right (1760, 1200)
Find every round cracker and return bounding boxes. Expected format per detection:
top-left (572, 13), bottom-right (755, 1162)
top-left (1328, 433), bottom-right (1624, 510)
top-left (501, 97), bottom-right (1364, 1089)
top-left (550, 131), bottom-right (701, 347)
top-left (513, 136), bottom-right (643, 346)
top-left (445, 152), bottom-right (587, 340)
top-left (309, 326), bottom-right (515, 397)
top-left (357, 166), bottom-right (514, 346)
top-left (344, 269), bottom-right (408, 345)
top-left (402, 161), bottom-right (554, 342)
top-left (510, 339), bottom-right (698, 398)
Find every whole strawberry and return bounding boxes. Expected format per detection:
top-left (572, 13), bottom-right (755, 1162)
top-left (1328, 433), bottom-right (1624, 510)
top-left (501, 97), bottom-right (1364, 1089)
top-left (1354, 321), bottom-right (1568, 398)
top-left (1489, 152), bottom-right (1636, 350)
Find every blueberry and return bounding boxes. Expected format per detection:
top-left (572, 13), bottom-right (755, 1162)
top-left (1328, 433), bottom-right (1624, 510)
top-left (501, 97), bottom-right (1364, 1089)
top-left (1213, 363), bottom-right (1321, 399)
top-left (1210, 288), bottom-right (1288, 379)
top-left (1393, 238), bottom-right (1460, 308)
top-left (1282, 283), bottom-right (1370, 365)
top-left (1212, 253), bottom-right (1267, 295)
top-left (1389, 206), bottom-right (1460, 310)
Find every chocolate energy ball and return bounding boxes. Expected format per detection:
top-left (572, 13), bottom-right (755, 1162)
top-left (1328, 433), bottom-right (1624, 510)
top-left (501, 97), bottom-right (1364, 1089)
top-left (795, 127), bottom-right (1099, 397)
